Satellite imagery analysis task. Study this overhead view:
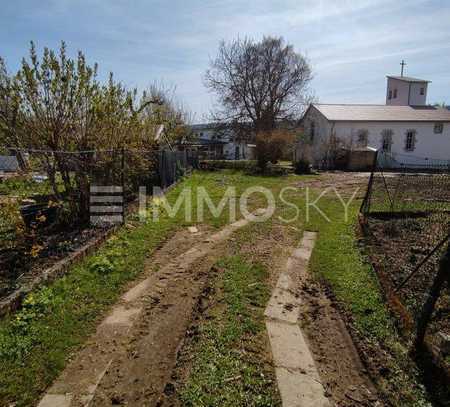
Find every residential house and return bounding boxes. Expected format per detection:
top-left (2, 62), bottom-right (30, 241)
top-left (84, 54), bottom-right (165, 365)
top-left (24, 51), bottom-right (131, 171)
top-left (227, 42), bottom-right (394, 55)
top-left (184, 123), bottom-right (255, 160)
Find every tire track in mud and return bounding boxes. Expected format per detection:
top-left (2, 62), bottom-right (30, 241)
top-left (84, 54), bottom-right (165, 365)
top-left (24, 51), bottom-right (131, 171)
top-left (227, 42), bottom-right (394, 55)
top-left (38, 211), bottom-right (265, 407)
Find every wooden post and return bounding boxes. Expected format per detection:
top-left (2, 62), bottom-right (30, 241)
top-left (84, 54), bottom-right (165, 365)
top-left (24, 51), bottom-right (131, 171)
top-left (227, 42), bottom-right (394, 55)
top-left (413, 241), bottom-right (450, 351)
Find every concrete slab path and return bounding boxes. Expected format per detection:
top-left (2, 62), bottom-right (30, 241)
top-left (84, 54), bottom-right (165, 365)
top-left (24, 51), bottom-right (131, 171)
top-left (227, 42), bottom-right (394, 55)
top-left (264, 231), bottom-right (332, 407)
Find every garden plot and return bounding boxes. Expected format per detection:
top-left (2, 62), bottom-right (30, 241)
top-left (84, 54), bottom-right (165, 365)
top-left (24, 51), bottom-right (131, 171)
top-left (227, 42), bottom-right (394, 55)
top-left (360, 168), bottom-right (450, 401)
top-left (0, 176), bottom-right (111, 300)
top-left (365, 213), bottom-right (449, 338)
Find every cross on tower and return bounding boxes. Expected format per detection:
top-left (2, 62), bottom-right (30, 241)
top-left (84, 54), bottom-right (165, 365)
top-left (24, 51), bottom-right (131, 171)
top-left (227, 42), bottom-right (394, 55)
top-left (400, 60), bottom-right (407, 77)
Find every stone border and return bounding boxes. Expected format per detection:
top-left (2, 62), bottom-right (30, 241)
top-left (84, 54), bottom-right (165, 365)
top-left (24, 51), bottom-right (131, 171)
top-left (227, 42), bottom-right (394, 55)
top-left (264, 231), bottom-right (331, 407)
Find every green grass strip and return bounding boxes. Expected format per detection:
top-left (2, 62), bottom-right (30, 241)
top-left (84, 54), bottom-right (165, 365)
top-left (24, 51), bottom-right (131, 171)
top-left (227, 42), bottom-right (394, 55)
top-left (181, 256), bottom-right (280, 407)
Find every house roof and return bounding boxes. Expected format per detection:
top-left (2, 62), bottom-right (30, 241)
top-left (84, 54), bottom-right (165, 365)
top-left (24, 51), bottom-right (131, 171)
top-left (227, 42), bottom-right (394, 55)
top-left (0, 155), bottom-right (19, 172)
top-left (310, 104), bottom-right (450, 122)
top-left (386, 75), bottom-right (430, 83)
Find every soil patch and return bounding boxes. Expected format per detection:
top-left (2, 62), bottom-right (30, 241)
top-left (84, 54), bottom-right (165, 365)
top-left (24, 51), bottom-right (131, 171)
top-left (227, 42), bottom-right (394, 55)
top-left (0, 225), bottom-right (107, 299)
top-left (364, 213), bottom-right (449, 338)
top-left (299, 279), bottom-right (382, 406)
top-left (90, 243), bottom-right (222, 406)
top-left (295, 171), bottom-right (371, 198)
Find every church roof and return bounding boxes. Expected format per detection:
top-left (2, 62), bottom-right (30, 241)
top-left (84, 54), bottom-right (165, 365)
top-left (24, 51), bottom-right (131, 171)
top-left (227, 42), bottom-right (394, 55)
top-left (310, 104), bottom-right (450, 122)
top-left (386, 75), bottom-right (430, 83)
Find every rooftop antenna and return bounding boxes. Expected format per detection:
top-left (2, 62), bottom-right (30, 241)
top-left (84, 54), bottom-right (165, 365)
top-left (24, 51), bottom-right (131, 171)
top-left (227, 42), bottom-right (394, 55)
top-left (400, 60), bottom-right (407, 77)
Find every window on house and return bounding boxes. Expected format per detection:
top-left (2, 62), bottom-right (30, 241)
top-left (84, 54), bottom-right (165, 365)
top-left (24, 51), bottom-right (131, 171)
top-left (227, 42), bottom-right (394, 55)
top-left (420, 87), bottom-right (425, 95)
top-left (405, 130), bottom-right (416, 151)
top-left (310, 121), bottom-right (315, 142)
top-left (356, 129), bottom-right (369, 147)
top-left (434, 123), bottom-right (444, 134)
top-left (381, 129), bottom-right (393, 152)
top-left (388, 90), bottom-right (392, 100)
top-left (393, 89), bottom-right (398, 98)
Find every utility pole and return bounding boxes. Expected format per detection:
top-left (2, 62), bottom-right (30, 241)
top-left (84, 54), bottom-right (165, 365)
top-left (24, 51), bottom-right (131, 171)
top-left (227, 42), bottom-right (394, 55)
top-left (400, 60), bottom-right (407, 77)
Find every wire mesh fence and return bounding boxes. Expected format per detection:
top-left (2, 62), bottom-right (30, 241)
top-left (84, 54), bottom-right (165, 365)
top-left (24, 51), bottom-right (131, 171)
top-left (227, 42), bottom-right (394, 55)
top-left (377, 151), bottom-right (450, 172)
top-left (158, 149), bottom-right (199, 189)
top-left (0, 147), bottom-right (197, 299)
top-left (360, 151), bottom-right (449, 350)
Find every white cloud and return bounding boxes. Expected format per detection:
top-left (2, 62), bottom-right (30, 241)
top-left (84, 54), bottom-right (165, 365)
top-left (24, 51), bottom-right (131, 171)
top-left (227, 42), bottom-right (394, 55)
top-left (1, 0), bottom-right (449, 116)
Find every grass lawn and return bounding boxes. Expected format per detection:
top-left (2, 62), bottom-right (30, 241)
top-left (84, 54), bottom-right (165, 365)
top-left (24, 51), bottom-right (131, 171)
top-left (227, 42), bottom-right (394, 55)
top-left (180, 255), bottom-right (279, 407)
top-left (0, 169), bottom-right (433, 406)
top-left (179, 205), bottom-right (297, 407)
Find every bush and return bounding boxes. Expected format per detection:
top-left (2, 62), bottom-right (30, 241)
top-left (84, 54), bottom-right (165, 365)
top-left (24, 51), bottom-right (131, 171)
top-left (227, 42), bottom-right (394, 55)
top-left (294, 159), bottom-right (312, 174)
top-left (255, 130), bottom-right (295, 170)
top-left (0, 200), bottom-right (25, 250)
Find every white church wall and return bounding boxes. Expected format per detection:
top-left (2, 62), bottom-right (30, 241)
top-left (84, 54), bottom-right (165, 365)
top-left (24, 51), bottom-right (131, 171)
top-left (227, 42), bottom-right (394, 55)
top-left (301, 106), bottom-right (333, 163)
top-left (333, 121), bottom-right (450, 163)
top-left (409, 82), bottom-right (428, 106)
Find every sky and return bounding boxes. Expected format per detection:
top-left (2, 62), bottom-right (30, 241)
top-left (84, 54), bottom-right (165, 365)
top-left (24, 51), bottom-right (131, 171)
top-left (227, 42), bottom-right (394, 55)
top-left (1, 0), bottom-right (450, 122)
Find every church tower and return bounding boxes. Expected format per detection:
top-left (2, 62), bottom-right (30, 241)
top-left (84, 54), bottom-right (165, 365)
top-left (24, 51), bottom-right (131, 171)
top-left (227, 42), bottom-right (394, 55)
top-left (386, 61), bottom-right (430, 106)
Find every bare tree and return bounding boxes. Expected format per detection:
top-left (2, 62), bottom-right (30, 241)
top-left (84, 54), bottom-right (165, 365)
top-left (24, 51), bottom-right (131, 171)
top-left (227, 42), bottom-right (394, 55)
top-left (205, 36), bottom-right (312, 136)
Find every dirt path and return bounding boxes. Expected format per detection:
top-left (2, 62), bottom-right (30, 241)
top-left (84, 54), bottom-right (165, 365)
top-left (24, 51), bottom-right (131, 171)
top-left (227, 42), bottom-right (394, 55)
top-left (293, 172), bottom-right (383, 405)
top-left (299, 279), bottom-right (381, 406)
top-left (38, 213), bottom-right (263, 407)
top-left (158, 219), bottom-right (297, 407)
top-left (295, 171), bottom-right (370, 199)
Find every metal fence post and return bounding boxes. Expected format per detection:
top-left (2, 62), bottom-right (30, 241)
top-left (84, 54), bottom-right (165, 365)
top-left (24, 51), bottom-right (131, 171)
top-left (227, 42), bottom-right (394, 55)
top-left (360, 149), bottom-right (378, 215)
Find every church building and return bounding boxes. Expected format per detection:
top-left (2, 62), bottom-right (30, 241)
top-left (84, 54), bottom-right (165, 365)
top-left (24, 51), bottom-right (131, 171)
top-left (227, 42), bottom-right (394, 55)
top-left (300, 68), bottom-right (450, 169)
